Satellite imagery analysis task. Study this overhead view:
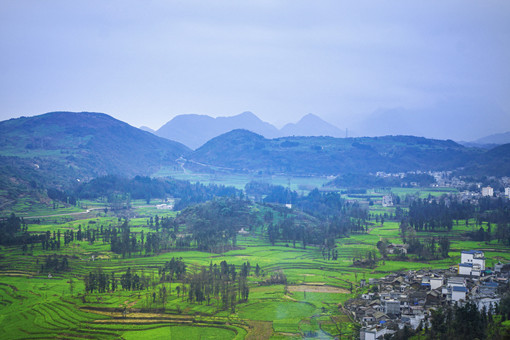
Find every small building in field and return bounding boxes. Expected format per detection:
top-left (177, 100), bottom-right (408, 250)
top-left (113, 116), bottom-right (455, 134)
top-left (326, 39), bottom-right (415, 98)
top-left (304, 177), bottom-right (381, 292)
top-left (238, 227), bottom-right (249, 235)
top-left (387, 244), bottom-right (408, 255)
top-left (382, 195), bottom-right (393, 207)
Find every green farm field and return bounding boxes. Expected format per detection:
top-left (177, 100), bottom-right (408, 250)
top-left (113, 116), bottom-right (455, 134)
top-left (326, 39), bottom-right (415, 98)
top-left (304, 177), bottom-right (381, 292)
top-left (1, 186), bottom-right (508, 339)
top-left (153, 168), bottom-right (331, 193)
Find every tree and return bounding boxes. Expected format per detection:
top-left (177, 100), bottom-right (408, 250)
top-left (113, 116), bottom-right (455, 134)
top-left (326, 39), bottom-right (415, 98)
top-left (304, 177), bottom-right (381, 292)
top-left (376, 239), bottom-right (389, 259)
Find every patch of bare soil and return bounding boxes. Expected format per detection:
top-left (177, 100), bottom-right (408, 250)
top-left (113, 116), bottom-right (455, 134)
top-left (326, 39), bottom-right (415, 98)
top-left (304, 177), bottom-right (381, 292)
top-left (245, 320), bottom-right (273, 340)
top-left (287, 284), bottom-right (350, 294)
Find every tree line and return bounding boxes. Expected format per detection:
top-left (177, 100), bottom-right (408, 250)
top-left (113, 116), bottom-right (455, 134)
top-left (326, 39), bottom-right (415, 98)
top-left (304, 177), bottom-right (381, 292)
top-left (48, 175), bottom-right (242, 210)
top-left (82, 258), bottom-right (258, 313)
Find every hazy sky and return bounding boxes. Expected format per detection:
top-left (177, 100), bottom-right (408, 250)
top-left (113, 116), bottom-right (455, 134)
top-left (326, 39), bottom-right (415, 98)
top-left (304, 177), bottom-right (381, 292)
top-left (1, 1), bottom-right (509, 140)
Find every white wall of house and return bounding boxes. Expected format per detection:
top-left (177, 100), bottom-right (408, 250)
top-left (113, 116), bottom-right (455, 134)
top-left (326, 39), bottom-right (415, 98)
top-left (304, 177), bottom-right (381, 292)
top-left (430, 278), bottom-right (443, 290)
top-left (473, 258), bottom-right (486, 270)
top-left (452, 290), bottom-right (466, 302)
top-left (361, 330), bottom-right (377, 340)
top-left (482, 187), bottom-right (493, 196)
top-left (458, 265), bottom-right (472, 275)
top-left (461, 252), bottom-right (474, 264)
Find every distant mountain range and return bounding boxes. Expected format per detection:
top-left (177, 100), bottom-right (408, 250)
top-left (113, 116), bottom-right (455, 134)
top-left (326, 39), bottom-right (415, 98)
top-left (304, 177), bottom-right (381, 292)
top-left (152, 112), bottom-right (343, 149)
top-left (355, 98), bottom-right (510, 142)
top-left (474, 131), bottom-right (510, 145)
top-left (1, 111), bottom-right (509, 207)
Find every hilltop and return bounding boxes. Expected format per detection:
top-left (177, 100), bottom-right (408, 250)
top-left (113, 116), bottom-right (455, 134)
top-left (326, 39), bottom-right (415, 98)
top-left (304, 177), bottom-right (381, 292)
top-left (280, 113), bottom-right (344, 137)
top-left (0, 112), bottom-right (191, 198)
top-left (187, 129), bottom-right (481, 176)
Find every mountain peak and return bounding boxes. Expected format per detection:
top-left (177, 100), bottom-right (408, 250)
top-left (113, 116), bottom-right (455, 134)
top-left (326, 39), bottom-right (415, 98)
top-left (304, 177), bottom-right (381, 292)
top-left (155, 111), bottom-right (345, 148)
top-left (156, 111), bottom-right (279, 149)
top-left (237, 111), bottom-right (257, 118)
top-left (280, 114), bottom-right (343, 137)
top-left (474, 131), bottom-right (510, 145)
top-left (301, 113), bottom-right (320, 120)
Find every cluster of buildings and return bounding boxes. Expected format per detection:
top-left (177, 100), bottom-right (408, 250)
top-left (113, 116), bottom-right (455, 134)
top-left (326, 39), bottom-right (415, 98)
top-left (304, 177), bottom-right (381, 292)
top-left (348, 250), bottom-right (507, 340)
top-left (375, 171), bottom-right (510, 200)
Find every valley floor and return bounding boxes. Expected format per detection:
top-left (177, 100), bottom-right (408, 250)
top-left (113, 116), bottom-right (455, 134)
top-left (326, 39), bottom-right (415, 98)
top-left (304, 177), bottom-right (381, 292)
top-left (1, 196), bottom-right (509, 339)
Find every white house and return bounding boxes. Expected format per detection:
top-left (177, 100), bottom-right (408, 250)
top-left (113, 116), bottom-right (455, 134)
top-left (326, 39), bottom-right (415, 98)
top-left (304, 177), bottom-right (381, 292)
top-left (505, 187), bottom-right (510, 198)
top-left (382, 195), bottom-right (393, 207)
top-left (494, 262), bottom-right (504, 273)
top-left (362, 315), bottom-right (376, 323)
top-left (387, 244), bottom-right (408, 255)
top-left (156, 204), bottom-right (173, 210)
top-left (459, 250), bottom-right (486, 276)
top-left (360, 328), bottom-right (377, 340)
top-left (451, 286), bottom-right (468, 302)
top-left (481, 186), bottom-right (493, 197)
top-left (430, 277), bottom-right (444, 290)
top-left (443, 277), bottom-right (466, 297)
top-left (360, 327), bottom-right (395, 340)
top-left (458, 263), bottom-right (474, 276)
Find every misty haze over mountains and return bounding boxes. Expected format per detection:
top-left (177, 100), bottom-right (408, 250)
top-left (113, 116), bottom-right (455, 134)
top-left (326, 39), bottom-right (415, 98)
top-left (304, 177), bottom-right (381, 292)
top-left (153, 112), bottom-right (344, 149)
top-left (357, 98), bottom-right (510, 142)
top-left (147, 109), bottom-right (510, 150)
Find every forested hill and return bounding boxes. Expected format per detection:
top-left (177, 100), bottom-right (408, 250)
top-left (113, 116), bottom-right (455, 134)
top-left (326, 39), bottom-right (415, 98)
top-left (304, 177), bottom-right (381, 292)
top-left (0, 111), bottom-right (190, 177)
top-left (0, 112), bottom-right (191, 203)
top-left (187, 129), bottom-right (485, 175)
top-left (461, 143), bottom-right (510, 177)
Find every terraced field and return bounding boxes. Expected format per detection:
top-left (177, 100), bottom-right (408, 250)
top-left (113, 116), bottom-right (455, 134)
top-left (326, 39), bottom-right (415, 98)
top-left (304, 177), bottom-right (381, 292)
top-left (1, 191), bottom-right (509, 339)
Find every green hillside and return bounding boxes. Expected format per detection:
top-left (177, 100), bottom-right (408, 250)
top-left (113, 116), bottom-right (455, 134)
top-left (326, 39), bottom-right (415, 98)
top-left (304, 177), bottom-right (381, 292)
top-left (188, 129), bottom-right (482, 175)
top-left (461, 143), bottom-right (510, 177)
top-left (0, 112), bottom-right (190, 176)
top-left (0, 112), bottom-right (191, 208)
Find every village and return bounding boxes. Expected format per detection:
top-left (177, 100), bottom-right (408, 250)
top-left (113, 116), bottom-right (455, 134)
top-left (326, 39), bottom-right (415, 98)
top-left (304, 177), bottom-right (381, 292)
top-left (375, 171), bottom-right (510, 200)
top-left (346, 250), bottom-right (508, 340)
